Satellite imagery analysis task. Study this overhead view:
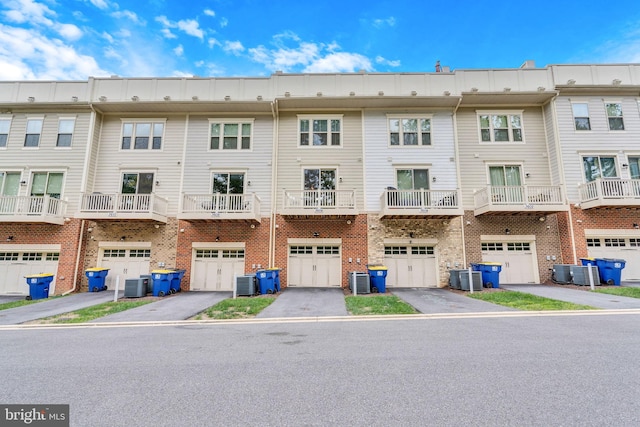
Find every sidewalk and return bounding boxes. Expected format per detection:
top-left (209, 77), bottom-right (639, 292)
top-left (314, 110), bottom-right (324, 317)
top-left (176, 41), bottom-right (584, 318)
top-left (500, 284), bottom-right (640, 309)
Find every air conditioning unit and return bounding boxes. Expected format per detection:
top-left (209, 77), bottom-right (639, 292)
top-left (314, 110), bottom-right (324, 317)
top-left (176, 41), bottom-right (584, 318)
top-left (349, 272), bottom-right (370, 294)
top-left (570, 265), bottom-right (600, 286)
top-left (236, 275), bottom-right (256, 296)
top-left (448, 269), bottom-right (467, 290)
top-left (124, 278), bottom-right (147, 297)
top-left (552, 264), bottom-right (573, 284)
top-left (459, 271), bottom-right (482, 291)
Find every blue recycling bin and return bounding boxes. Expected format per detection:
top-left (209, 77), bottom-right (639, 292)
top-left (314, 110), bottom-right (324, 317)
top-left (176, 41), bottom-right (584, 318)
top-left (596, 258), bottom-right (626, 286)
top-left (367, 265), bottom-right (388, 293)
top-left (471, 262), bottom-right (502, 288)
top-left (256, 270), bottom-right (276, 294)
top-left (169, 269), bottom-right (186, 293)
top-left (151, 269), bottom-right (173, 297)
top-left (85, 267), bottom-right (110, 292)
top-left (580, 258), bottom-right (596, 266)
top-left (24, 274), bottom-right (54, 300)
top-left (267, 268), bottom-right (281, 292)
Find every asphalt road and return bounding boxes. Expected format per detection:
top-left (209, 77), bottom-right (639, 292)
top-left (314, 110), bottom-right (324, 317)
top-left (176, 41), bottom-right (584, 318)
top-left (1, 313), bottom-right (640, 426)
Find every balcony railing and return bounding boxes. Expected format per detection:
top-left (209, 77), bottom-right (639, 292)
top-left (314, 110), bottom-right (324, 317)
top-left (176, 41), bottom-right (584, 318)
top-left (282, 190), bottom-right (357, 216)
top-left (380, 189), bottom-right (462, 218)
top-left (0, 196), bottom-right (67, 225)
top-left (178, 193), bottom-right (261, 222)
top-left (578, 178), bottom-right (640, 209)
top-left (76, 193), bottom-right (168, 222)
top-left (474, 185), bottom-right (567, 215)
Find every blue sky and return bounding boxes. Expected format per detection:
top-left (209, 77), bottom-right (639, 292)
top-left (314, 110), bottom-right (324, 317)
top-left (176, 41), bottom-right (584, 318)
top-left (1, 0), bottom-right (640, 80)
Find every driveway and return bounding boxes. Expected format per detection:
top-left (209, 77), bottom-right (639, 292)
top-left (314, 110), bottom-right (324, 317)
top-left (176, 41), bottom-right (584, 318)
top-left (90, 291), bottom-right (231, 323)
top-left (500, 284), bottom-right (640, 309)
top-left (256, 288), bottom-right (348, 318)
top-left (391, 288), bottom-right (517, 313)
top-left (0, 291), bottom-right (117, 325)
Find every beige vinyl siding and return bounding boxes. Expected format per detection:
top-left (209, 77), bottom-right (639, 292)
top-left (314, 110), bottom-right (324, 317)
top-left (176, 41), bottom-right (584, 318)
top-left (84, 112), bottom-right (104, 193)
top-left (182, 114), bottom-right (273, 216)
top-left (0, 112), bottom-right (91, 213)
top-left (363, 110), bottom-right (457, 212)
top-left (543, 103), bottom-right (562, 187)
top-left (275, 111), bottom-right (364, 211)
top-left (555, 97), bottom-right (640, 202)
top-left (457, 107), bottom-right (552, 209)
top-left (91, 114), bottom-right (186, 214)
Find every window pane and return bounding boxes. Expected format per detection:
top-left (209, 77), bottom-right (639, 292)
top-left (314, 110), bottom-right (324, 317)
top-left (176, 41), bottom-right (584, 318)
top-left (313, 120), bottom-right (327, 132)
top-left (396, 170), bottom-right (413, 190)
top-left (572, 103), bottom-right (589, 117)
top-left (403, 133), bottom-right (418, 145)
top-left (47, 173), bottom-right (63, 198)
top-left (510, 115), bottom-right (521, 128)
top-left (330, 133), bottom-right (340, 146)
top-left (304, 169), bottom-right (320, 190)
top-left (134, 137), bottom-right (149, 149)
top-left (224, 124), bottom-right (238, 136)
top-left (213, 173), bottom-right (229, 193)
top-left (223, 136), bottom-right (237, 149)
top-left (402, 119), bottom-right (418, 132)
top-left (26, 120), bottom-right (42, 133)
top-left (512, 129), bottom-right (523, 142)
top-left (390, 133), bottom-right (399, 145)
top-left (575, 118), bottom-right (591, 130)
top-left (606, 103), bottom-right (622, 117)
top-left (58, 120), bottom-right (74, 133)
top-left (312, 133), bottom-right (327, 145)
top-left (24, 134), bottom-right (40, 147)
top-left (122, 174), bottom-right (137, 193)
top-left (300, 134), bottom-right (309, 146)
top-left (414, 169), bottom-right (429, 189)
top-left (389, 119), bottom-right (400, 133)
top-left (489, 167), bottom-right (506, 186)
top-left (122, 136), bottom-right (131, 149)
top-left (0, 135), bottom-right (6, 147)
top-left (211, 123), bottom-right (220, 137)
top-left (2, 173), bottom-right (20, 196)
top-left (31, 173), bottom-right (47, 196)
top-left (421, 119), bottom-right (431, 132)
top-left (330, 120), bottom-right (340, 132)
top-left (492, 115), bottom-right (508, 128)
top-left (152, 137), bottom-right (162, 149)
top-left (300, 120), bottom-right (309, 132)
top-left (242, 123), bottom-right (251, 136)
top-left (480, 129), bottom-right (491, 142)
top-left (229, 174), bottom-right (244, 194)
top-left (0, 120), bottom-right (10, 133)
top-left (123, 123), bottom-right (133, 137)
top-left (583, 157), bottom-right (600, 182)
top-left (600, 157), bottom-right (617, 177)
top-left (609, 117), bottom-right (624, 130)
top-left (421, 132), bottom-right (431, 145)
top-left (153, 123), bottom-right (164, 137)
top-left (135, 123), bottom-right (150, 137)
top-left (138, 173), bottom-right (154, 194)
top-left (629, 157), bottom-right (640, 179)
top-left (57, 134), bottom-right (72, 147)
top-left (320, 170), bottom-right (336, 190)
top-left (504, 166), bottom-right (521, 186)
top-left (210, 137), bottom-right (219, 150)
top-left (494, 129), bottom-right (509, 141)
top-left (479, 115), bottom-right (490, 128)
top-left (241, 137), bottom-right (250, 149)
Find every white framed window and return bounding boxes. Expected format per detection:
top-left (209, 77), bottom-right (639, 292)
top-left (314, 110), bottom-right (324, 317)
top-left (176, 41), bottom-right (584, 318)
top-left (122, 172), bottom-right (154, 194)
top-left (396, 168), bottom-right (429, 190)
top-left (121, 120), bottom-right (165, 150)
top-left (56, 119), bottom-right (75, 147)
top-left (605, 103), bottom-right (624, 130)
top-left (24, 118), bottom-right (43, 147)
top-left (478, 111), bottom-right (523, 143)
top-left (0, 172), bottom-right (21, 196)
top-left (209, 120), bottom-right (253, 150)
top-left (388, 116), bottom-right (431, 146)
top-left (298, 116), bottom-right (342, 146)
top-left (571, 103), bottom-right (591, 130)
top-left (628, 156), bottom-right (640, 180)
top-left (212, 172), bottom-right (245, 194)
top-left (30, 172), bottom-right (63, 199)
top-left (0, 118), bottom-right (11, 148)
top-left (582, 155), bottom-right (617, 182)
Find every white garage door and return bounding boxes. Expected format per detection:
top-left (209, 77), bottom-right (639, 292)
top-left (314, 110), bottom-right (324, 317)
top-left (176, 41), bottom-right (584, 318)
top-left (100, 248), bottom-right (151, 289)
top-left (288, 245), bottom-right (341, 287)
top-left (0, 251), bottom-right (60, 295)
top-left (384, 245), bottom-right (438, 288)
top-left (481, 241), bottom-right (538, 284)
top-left (191, 248), bottom-right (245, 291)
top-left (587, 237), bottom-right (640, 281)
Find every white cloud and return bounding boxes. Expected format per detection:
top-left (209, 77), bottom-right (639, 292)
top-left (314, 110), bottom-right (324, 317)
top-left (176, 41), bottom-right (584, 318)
top-left (0, 24), bottom-right (109, 80)
top-left (3, 0), bottom-right (54, 26)
top-left (304, 52), bottom-right (372, 73)
top-left (208, 37), bottom-right (219, 48)
top-left (173, 44), bottom-right (184, 57)
top-left (219, 18), bottom-right (228, 28)
top-left (111, 10), bottom-right (143, 24)
top-left (375, 56), bottom-right (401, 67)
top-left (56, 23), bottom-right (83, 41)
top-left (204, 9), bottom-right (215, 17)
top-left (156, 15), bottom-right (204, 40)
top-left (161, 28), bottom-right (176, 39)
top-left (372, 17), bottom-right (396, 28)
top-left (223, 41), bottom-right (244, 55)
top-left (102, 32), bottom-right (114, 44)
top-left (87, 0), bottom-right (110, 10)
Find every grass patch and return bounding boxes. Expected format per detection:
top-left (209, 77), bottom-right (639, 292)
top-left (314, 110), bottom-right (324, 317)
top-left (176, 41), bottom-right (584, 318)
top-left (594, 287), bottom-right (640, 299)
top-left (197, 297), bottom-right (274, 320)
top-left (468, 290), bottom-right (596, 311)
top-left (0, 299), bottom-right (42, 311)
top-left (36, 300), bottom-right (153, 324)
top-left (345, 295), bottom-right (418, 315)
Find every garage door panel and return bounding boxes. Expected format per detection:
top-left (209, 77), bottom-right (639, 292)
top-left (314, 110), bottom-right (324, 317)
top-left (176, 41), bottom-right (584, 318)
top-left (288, 245), bottom-right (340, 287)
top-left (482, 242), bottom-right (537, 284)
top-left (101, 248), bottom-right (150, 289)
top-left (383, 246), bottom-right (437, 288)
top-left (588, 238), bottom-right (640, 280)
top-left (0, 251), bottom-right (60, 295)
top-left (191, 247), bottom-right (245, 291)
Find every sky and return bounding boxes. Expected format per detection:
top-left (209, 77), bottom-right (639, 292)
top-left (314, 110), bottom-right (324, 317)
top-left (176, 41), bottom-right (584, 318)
top-left (1, 0), bottom-right (640, 80)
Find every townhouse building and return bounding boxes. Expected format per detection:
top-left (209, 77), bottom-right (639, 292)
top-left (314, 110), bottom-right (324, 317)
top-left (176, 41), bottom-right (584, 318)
top-left (1, 62), bottom-right (639, 296)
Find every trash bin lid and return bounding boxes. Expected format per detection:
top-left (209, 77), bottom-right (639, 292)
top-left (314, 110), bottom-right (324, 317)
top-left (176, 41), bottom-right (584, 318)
top-left (367, 266), bottom-right (387, 270)
top-left (266, 267), bottom-right (281, 271)
top-left (151, 269), bottom-right (175, 274)
top-left (25, 273), bottom-right (55, 278)
top-left (85, 267), bottom-right (110, 272)
top-left (479, 262), bottom-right (501, 265)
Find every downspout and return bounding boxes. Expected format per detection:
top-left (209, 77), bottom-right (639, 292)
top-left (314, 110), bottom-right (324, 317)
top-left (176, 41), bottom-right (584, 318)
top-left (66, 97), bottom-right (97, 295)
top-left (451, 96), bottom-right (467, 267)
top-left (549, 92), bottom-right (578, 264)
top-left (269, 100), bottom-right (279, 268)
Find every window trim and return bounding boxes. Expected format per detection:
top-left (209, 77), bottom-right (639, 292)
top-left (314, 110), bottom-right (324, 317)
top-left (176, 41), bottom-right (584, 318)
top-left (208, 118), bottom-right (255, 151)
top-left (23, 117), bottom-right (44, 149)
top-left (119, 119), bottom-right (167, 151)
top-left (56, 117), bottom-right (76, 148)
top-left (581, 154), bottom-right (619, 182)
top-left (29, 170), bottom-right (66, 199)
top-left (297, 114), bottom-right (344, 148)
top-left (210, 170), bottom-right (248, 194)
top-left (394, 167), bottom-right (431, 190)
top-left (119, 169), bottom-right (157, 194)
top-left (301, 166), bottom-right (339, 190)
top-left (476, 110), bottom-right (525, 144)
top-left (386, 114), bottom-right (433, 148)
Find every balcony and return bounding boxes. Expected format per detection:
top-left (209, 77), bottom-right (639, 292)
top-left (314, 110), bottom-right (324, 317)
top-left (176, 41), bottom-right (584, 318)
top-left (0, 196), bottom-right (67, 225)
top-left (380, 189), bottom-right (463, 219)
top-left (178, 193), bottom-right (261, 223)
top-left (282, 190), bottom-right (357, 217)
top-left (474, 185), bottom-right (567, 216)
top-left (578, 178), bottom-right (640, 209)
top-left (76, 193), bottom-right (168, 222)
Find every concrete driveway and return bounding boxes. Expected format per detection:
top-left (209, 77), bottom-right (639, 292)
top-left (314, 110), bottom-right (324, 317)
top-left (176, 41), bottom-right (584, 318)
top-left (256, 288), bottom-right (348, 318)
top-left (391, 287), bottom-right (517, 313)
